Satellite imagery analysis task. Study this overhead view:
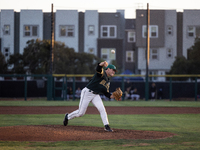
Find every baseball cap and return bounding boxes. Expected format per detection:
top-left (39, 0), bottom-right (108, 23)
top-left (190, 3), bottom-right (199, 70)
top-left (106, 64), bottom-right (117, 72)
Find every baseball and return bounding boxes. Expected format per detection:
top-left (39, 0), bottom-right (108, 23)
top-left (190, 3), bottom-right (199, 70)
top-left (111, 49), bottom-right (115, 54)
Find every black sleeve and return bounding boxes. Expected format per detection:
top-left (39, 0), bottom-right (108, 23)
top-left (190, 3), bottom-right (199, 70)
top-left (102, 91), bottom-right (112, 99)
top-left (96, 63), bottom-right (103, 73)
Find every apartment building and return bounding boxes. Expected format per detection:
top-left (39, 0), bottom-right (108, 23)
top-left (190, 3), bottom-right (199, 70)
top-left (84, 10), bottom-right (99, 55)
top-left (182, 10), bottom-right (200, 58)
top-left (0, 9), bottom-right (199, 80)
top-left (20, 10), bottom-right (43, 54)
top-left (136, 10), bottom-right (177, 81)
top-left (55, 10), bottom-right (79, 52)
top-left (97, 10), bottom-right (125, 70)
top-left (125, 19), bottom-right (136, 73)
top-left (0, 10), bottom-right (15, 62)
top-left (0, 9), bottom-right (128, 71)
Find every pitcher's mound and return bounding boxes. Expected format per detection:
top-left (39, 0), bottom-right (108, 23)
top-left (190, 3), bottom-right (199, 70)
top-left (0, 125), bottom-right (176, 141)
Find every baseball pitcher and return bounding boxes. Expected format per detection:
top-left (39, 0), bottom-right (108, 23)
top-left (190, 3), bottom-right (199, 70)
top-left (63, 61), bottom-right (122, 132)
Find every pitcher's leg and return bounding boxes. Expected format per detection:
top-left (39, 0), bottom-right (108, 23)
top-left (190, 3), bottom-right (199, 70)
top-left (68, 87), bottom-right (94, 120)
top-left (91, 95), bottom-right (109, 125)
top-left (68, 88), bottom-right (88, 120)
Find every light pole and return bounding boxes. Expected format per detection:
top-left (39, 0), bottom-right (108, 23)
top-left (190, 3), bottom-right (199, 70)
top-left (50, 3), bottom-right (54, 74)
top-left (145, 3), bottom-right (150, 101)
top-left (47, 3), bottom-right (54, 101)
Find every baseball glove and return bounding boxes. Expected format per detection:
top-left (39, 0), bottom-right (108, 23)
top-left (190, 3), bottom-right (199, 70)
top-left (112, 87), bottom-right (123, 101)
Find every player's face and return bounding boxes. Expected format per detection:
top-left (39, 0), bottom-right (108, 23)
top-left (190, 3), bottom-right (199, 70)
top-left (107, 68), bottom-right (116, 77)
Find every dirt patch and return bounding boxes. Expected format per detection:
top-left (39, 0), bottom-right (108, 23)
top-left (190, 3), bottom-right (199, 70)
top-left (1, 106), bottom-right (199, 141)
top-left (1, 106), bottom-right (200, 114)
top-left (0, 125), bottom-right (176, 141)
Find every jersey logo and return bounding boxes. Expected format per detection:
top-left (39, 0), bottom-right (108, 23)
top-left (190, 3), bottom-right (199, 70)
top-left (100, 80), bottom-right (110, 92)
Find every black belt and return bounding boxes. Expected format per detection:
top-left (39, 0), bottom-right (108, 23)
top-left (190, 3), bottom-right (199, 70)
top-left (89, 89), bottom-right (99, 94)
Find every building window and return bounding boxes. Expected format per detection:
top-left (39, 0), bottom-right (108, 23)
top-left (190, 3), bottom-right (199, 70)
top-left (126, 51), bottom-right (134, 62)
top-left (101, 25), bottom-right (117, 38)
top-left (187, 26), bottom-right (200, 38)
top-left (188, 26), bottom-right (195, 37)
top-left (59, 25), bottom-right (74, 37)
top-left (127, 31), bottom-right (135, 42)
top-left (24, 26), bottom-right (30, 36)
top-left (4, 47), bottom-right (10, 59)
top-left (167, 48), bottom-right (173, 58)
top-left (67, 25), bottom-right (74, 37)
top-left (24, 25), bottom-right (38, 37)
top-left (88, 25), bottom-right (95, 35)
top-left (150, 49), bottom-right (158, 60)
top-left (142, 25), bottom-right (158, 38)
top-left (60, 25), bottom-right (66, 36)
top-left (143, 26), bottom-right (147, 37)
top-left (167, 25), bottom-right (173, 35)
top-left (101, 49), bottom-right (108, 60)
top-left (149, 71), bottom-right (157, 81)
top-left (3, 25), bottom-right (10, 35)
top-left (101, 48), bottom-right (116, 61)
top-left (88, 48), bottom-right (94, 54)
top-left (32, 26), bottom-right (38, 36)
top-left (151, 26), bottom-right (157, 37)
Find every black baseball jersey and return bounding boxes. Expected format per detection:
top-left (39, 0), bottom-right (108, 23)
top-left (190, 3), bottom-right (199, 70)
top-left (86, 63), bottom-right (111, 98)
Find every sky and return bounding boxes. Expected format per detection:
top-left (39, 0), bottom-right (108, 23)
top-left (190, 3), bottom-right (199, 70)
top-left (1, 0), bottom-right (200, 18)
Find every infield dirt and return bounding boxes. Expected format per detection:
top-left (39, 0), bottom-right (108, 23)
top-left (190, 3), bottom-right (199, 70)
top-left (1, 106), bottom-right (199, 141)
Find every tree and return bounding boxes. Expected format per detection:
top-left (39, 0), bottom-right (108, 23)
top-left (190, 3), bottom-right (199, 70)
top-left (168, 37), bottom-right (200, 81)
top-left (8, 53), bottom-right (25, 74)
top-left (188, 38), bottom-right (200, 61)
top-left (23, 39), bottom-right (50, 74)
top-left (0, 51), bottom-right (7, 74)
top-left (53, 42), bottom-right (100, 74)
top-left (187, 37), bottom-right (200, 74)
top-left (168, 56), bottom-right (189, 81)
top-left (8, 39), bottom-right (50, 74)
top-left (8, 39), bottom-right (100, 74)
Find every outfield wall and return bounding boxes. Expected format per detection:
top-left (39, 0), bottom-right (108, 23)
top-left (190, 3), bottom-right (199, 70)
top-left (0, 80), bottom-right (199, 100)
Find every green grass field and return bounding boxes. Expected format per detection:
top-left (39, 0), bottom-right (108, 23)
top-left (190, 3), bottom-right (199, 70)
top-left (0, 100), bottom-right (200, 150)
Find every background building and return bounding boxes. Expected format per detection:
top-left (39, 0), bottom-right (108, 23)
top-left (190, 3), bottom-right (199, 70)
top-left (0, 9), bottom-right (199, 81)
top-left (20, 10), bottom-right (43, 54)
top-left (0, 10), bottom-right (15, 62)
top-left (125, 19), bottom-right (136, 73)
top-left (182, 10), bottom-right (200, 58)
top-left (136, 10), bottom-right (177, 81)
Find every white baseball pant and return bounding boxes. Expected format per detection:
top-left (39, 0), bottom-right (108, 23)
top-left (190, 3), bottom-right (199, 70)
top-left (67, 87), bottom-right (109, 125)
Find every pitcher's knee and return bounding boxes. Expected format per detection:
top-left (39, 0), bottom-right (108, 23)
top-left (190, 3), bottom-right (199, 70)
top-left (77, 112), bottom-right (85, 117)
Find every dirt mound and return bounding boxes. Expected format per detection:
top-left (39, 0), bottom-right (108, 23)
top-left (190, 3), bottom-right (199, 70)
top-left (0, 125), bottom-right (176, 141)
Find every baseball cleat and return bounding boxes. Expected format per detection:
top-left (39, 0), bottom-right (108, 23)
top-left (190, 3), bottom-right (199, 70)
top-left (63, 113), bottom-right (68, 126)
top-left (104, 125), bottom-right (113, 132)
